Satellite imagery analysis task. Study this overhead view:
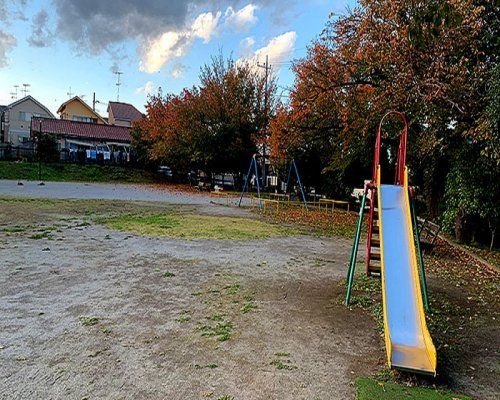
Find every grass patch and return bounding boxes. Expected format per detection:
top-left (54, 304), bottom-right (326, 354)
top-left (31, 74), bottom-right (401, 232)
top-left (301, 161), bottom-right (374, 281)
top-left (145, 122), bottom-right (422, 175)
top-left (240, 301), bottom-right (257, 314)
top-left (29, 232), bottom-right (52, 240)
top-left (355, 377), bottom-right (471, 400)
top-left (163, 271), bottom-right (176, 278)
top-left (79, 316), bottom-right (99, 326)
top-left (1, 225), bottom-right (29, 233)
top-left (270, 359), bottom-right (297, 370)
top-left (100, 213), bottom-right (294, 240)
top-left (200, 320), bottom-right (233, 342)
top-left (0, 161), bottom-right (155, 183)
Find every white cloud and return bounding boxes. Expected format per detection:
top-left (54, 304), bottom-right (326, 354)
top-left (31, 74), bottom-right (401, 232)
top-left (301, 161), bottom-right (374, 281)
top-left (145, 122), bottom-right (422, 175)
top-left (238, 31), bottom-right (297, 72)
top-left (170, 63), bottom-right (186, 79)
top-left (254, 31), bottom-right (297, 65)
top-left (192, 11), bottom-right (221, 43)
top-left (140, 10), bottom-right (221, 73)
top-left (0, 30), bottom-right (16, 68)
top-left (140, 31), bottom-right (190, 73)
top-left (225, 4), bottom-right (259, 31)
top-left (240, 36), bottom-right (255, 57)
top-left (135, 81), bottom-right (156, 95)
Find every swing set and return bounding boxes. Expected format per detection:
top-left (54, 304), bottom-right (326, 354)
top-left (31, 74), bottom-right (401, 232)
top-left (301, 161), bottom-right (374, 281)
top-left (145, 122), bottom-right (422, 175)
top-left (238, 155), bottom-right (308, 210)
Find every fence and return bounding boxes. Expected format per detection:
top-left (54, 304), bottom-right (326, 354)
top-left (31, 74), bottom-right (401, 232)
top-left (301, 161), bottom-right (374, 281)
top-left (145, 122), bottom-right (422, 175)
top-left (0, 144), bottom-right (136, 166)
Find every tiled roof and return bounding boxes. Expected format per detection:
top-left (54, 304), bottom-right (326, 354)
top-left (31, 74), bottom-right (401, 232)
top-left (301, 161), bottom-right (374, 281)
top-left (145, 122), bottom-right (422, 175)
top-left (108, 101), bottom-right (143, 123)
top-left (31, 117), bottom-right (131, 142)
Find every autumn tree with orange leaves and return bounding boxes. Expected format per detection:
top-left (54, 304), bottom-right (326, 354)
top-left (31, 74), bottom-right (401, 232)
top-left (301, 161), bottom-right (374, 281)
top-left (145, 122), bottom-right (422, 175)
top-left (134, 54), bottom-right (275, 176)
top-left (269, 0), bottom-right (498, 246)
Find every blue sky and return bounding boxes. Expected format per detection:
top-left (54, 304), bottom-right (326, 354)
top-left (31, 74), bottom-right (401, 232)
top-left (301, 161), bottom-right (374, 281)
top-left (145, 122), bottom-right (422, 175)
top-left (0, 1), bottom-right (355, 115)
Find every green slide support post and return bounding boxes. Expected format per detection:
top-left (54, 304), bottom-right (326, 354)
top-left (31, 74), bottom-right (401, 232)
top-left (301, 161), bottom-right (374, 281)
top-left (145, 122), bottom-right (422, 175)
top-left (345, 189), bottom-right (368, 306)
top-left (410, 195), bottom-right (430, 311)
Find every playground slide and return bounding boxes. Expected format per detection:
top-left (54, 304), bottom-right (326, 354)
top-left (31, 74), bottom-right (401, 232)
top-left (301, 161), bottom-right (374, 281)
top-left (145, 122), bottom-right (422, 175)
top-left (378, 180), bottom-right (437, 375)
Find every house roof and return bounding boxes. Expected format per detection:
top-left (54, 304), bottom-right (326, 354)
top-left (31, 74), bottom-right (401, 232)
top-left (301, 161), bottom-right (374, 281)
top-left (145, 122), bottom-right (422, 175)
top-left (31, 117), bottom-right (131, 143)
top-left (107, 101), bottom-right (143, 123)
top-left (6, 95), bottom-right (55, 118)
top-left (0, 105), bottom-right (7, 114)
top-left (57, 96), bottom-right (107, 124)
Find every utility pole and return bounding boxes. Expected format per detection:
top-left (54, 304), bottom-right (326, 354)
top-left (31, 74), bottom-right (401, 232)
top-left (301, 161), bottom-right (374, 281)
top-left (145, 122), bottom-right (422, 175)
top-left (114, 71), bottom-right (123, 101)
top-left (257, 55), bottom-right (271, 188)
top-left (92, 92), bottom-right (102, 111)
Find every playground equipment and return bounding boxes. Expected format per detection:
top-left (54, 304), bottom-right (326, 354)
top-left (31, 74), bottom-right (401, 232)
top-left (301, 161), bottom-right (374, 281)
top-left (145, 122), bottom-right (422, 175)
top-left (239, 154), bottom-right (262, 208)
top-left (239, 157), bottom-right (308, 210)
top-left (284, 159), bottom-right (308, 210)
top-left (345, 111), bottom-right (436, 376)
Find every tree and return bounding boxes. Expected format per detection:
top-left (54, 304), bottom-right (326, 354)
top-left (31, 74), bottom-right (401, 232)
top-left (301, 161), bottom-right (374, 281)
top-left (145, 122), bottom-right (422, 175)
top-left (269, 0), bottom-right (496, 239)
top-left (134, 54), bottom-right (276, 177)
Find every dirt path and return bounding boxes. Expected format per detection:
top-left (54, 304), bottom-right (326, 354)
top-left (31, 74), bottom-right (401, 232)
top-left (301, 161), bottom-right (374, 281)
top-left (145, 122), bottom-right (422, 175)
top-left (0, 197), bottom-right (382, 400)
top-left (0, 179), bottom-right (212, 204)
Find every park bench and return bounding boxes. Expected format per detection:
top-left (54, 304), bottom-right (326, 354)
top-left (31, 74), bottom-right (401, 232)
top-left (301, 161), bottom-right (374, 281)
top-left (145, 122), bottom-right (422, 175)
top-left (417, 217), bottom-right (441, 252)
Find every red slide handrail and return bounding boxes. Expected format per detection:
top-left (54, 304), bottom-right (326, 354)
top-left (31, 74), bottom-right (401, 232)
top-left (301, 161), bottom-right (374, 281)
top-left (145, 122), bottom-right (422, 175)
top-left (372, 111), bottom-right (408, 185)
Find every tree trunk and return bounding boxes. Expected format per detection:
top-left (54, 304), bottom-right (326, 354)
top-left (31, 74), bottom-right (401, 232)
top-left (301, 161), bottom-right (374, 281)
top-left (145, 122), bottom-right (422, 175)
top-left (489, 218), bottom-right (496, 251)
top-left (455, 207), bottom-right (469, 243)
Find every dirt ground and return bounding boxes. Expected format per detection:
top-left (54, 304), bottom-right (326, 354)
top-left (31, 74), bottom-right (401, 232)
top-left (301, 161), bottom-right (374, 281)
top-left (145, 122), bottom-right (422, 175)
top-left (0, 181), bottom-right (498, 400)
top-left (0, 186), bottom-right (382, 400)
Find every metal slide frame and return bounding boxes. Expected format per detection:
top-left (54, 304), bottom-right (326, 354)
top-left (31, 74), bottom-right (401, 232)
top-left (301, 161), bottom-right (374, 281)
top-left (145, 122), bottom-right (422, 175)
top-left (345, 111), bottom-right (435, 375)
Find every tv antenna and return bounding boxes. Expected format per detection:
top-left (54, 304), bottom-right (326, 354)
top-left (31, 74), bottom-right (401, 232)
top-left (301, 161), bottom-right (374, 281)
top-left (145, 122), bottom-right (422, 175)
top-left (114, 71), bottom-right (123, 101)
top-left (10, 85), bottom-right (19, 100)
top-left (21, 83), bottom-right (31, 97)
top-left (67, 86), bottom-right (74, 98)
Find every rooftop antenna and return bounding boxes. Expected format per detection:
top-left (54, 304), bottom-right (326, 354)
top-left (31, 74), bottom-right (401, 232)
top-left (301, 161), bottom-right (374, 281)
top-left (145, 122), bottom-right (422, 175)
top-left (21, 83), bottom-right (30, 97)
top-left (114, 71), bottom-right (123, 101)
top-left (67, 86), bottom-right (74, 99)
top-left (10, 85), bottom-right (19, 100)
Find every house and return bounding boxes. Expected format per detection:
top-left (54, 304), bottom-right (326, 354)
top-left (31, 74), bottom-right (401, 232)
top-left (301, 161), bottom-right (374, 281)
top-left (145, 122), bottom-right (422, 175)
top-left (0, 96), bottom-right (55, 145)
top-left (57, 96), bottom-right (107, 124)
top-left (31, 117), bottom-right (131, 152)
top-left (0, 105), bottom-right (7, 143)
top-left (107, 101), bottom-right (143, 127)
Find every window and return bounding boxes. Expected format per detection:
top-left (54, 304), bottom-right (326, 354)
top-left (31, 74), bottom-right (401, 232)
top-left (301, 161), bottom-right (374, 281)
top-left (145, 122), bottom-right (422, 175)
top-left (72, 115), bottom-right (97, 123)
top-left (19, 111), bottom-right (31, 121)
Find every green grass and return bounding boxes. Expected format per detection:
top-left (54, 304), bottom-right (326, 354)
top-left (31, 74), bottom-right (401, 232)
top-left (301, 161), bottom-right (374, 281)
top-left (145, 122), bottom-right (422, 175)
top-left (79, 316), bottom-right (99, 326)
top-left (240, 301), bottom-right (256, 313)
top-left (356, 377), bottom-right (471, 400)
top-left (270, 359), bottom-right (297, 370)
top-left (100, 213), bottom-right (294, 240)
top-left (200, 320), bottom-right (233, 341)
top-left (0, 161), bottom-right (155, 183)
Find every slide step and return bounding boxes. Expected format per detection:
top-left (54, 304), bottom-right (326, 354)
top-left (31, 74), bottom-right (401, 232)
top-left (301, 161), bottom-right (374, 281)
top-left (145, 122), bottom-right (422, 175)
top-left (368, 266), bottom-right (381, 273)
top-left (371, 238), bottom-right (380, 247)
top-left (370, 252), bottom-right (381, 260)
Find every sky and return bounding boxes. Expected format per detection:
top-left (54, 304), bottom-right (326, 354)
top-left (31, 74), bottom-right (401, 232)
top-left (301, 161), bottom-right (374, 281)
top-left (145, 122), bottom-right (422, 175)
top-left (0, 0), bottom-right (355, 116)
